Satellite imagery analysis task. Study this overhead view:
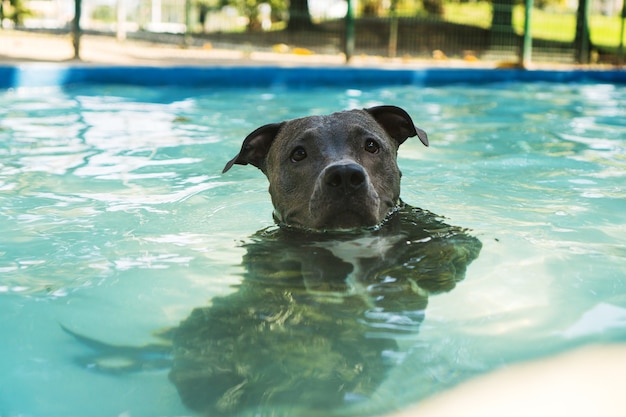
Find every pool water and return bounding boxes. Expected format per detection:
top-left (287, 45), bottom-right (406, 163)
top-left (1, 80), bottom-right (625, 417)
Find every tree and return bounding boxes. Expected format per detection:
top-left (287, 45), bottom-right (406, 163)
top-left (215, 0), bottom-right (288, 31)
top-left (2, 0), bottom-right (33, 25)
top-left (423, 0), bottom-right (444, 16)
top-left (574, 0), bottom-right (591, 63)
top-left (490, 0), bottom-right (517, 47)
top-left (287, 0), bottom-right (314, 31)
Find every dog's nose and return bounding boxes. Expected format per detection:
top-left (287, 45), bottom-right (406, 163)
top-left (324, 163), bottom-right (366, 191)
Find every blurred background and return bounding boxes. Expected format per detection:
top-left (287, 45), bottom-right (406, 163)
top-left (1, 0), bottom-right (625, 65)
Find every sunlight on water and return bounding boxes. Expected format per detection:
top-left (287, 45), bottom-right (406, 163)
top-left (0, 81), bottom-right (625, 417)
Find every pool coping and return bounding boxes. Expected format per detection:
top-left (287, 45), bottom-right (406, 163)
top-left (1, 64), bottom-right (625, 89)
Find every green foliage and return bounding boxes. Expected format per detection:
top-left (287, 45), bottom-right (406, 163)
top-left (194, 0), bottom-right (287, 28)
top-left (91, 5), bottom-right (116, 23)
top-left (194, 0), bottom-right (222, 9)
top-left (3, 0), bottom-right (33, 24)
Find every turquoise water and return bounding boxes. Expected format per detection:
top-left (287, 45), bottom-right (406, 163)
top-left (1, 81), bottom-right (625, 417)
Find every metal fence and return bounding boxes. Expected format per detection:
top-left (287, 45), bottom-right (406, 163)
top-left (3, 0), bottom-right (626, 64)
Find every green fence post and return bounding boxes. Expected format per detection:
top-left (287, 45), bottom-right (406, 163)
top-left (184, 0), bottom-right (192, 47)
top-left (345, 0), bottom-right (355, 62)
top-left (619, 0), bottom-right (625, 65)
top-left (72, 0), bottom-right (81, 59)
top-left (521, 0), bottom-right (533, 67)
top-left (388, 0), bottom-right (398, 58)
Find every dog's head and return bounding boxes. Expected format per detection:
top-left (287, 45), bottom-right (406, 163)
top-left (223, 105), bottom-right (428, 231)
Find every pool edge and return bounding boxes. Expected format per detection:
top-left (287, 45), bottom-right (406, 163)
top-left (1, 64), bottom-right (625, 88)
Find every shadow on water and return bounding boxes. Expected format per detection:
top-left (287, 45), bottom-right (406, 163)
top-left (65, 204), bottom-right (481, 417)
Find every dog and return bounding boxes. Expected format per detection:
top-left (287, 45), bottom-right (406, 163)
top-left (169, 105), bottom-right (481, 415)
top-left (65, 106), bottom-right (481, 417)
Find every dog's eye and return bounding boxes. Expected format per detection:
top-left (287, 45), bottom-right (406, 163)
top-left (291, 147), bottom-right (307, 162)
top-left (364, 139), bottom-right (380, 154)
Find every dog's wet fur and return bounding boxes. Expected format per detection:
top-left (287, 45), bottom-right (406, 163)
top-left (64, 106), bottom-right (481, 416)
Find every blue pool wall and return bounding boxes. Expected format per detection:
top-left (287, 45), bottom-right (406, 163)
top-left (1, 65), bottom-right (625, 89)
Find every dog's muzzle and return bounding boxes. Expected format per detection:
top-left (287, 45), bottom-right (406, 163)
top-left (305, 162), bottom-right (382, 229)
top-left (323, 163), bottom-right (367, 194)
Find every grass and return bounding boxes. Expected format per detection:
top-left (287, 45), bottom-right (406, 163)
top-left (443, 1), bottom-right (492, 29)
top-left (443, 1), bottom-right (626, 48)
top-left (589, 14), bottom-right (626, 47)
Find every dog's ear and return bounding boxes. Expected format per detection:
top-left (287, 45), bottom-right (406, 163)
top-left (222, 123), bottom-right (284, 174)
top-left (365, 105), bottom-right (429, 147)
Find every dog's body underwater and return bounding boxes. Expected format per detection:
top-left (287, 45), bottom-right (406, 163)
top-left (163, 104), bottom-right (482, 413)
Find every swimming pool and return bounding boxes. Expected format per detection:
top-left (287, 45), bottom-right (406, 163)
top-left (1, 66), bottom-right (625, 417)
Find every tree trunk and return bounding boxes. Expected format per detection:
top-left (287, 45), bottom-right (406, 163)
top-left (574, 0), bottom-right (591, 63)
top-left (423, 0), bottom-right (444, 16)
top-left (490, 0), bottom-right (517, 47)
top-left (287, 0), bottom-right (314, 31)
